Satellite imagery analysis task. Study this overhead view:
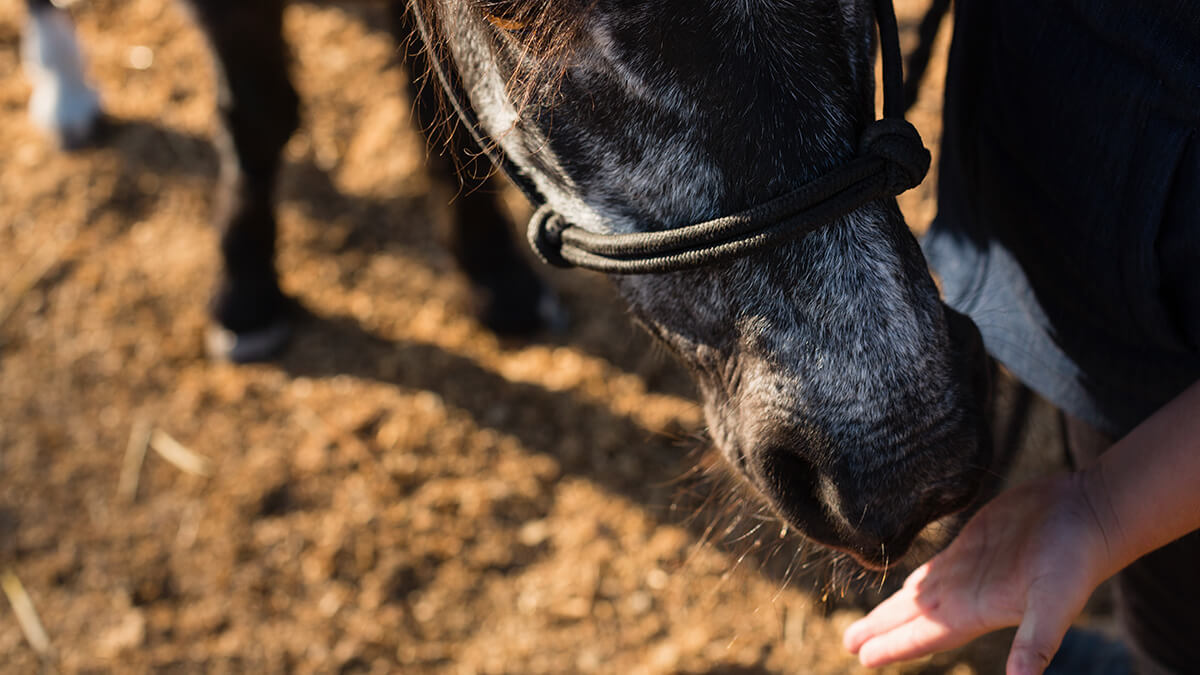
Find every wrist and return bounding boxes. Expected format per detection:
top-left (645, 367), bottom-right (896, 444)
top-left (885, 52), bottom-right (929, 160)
top-left (1073, 465), bottom-right (1131, 584)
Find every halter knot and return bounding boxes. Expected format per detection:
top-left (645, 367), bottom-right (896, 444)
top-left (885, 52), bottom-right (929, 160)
top-left (527, 204), bottom-right (572, 268)
top-left (859, 118), bottom-right (931, 195)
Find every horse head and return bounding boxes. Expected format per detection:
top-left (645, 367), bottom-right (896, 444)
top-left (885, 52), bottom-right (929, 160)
top-left (415, 0), bottom-right (992, 569)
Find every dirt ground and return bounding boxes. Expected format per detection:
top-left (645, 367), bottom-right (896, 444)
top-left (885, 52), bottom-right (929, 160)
top-left (0, 1), bottom-right (1109, 673)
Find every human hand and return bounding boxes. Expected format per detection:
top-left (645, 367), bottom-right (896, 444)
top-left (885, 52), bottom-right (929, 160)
top-left (843, 472), bottom-right (1117, 675)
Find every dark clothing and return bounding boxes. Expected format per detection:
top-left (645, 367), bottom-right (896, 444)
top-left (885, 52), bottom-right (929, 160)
top-left (924, 0), bottom-right (1200, 670)
top-left (924, 0), bottom-right (1200, 438)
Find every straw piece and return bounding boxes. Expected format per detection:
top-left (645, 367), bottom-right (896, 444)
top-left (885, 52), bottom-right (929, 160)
top-left (1, 569), bottom-right (53, 658)
top-left (118, 417), bottom-right (153, 501)
top-left (149, 429), bottom-right (213, 477)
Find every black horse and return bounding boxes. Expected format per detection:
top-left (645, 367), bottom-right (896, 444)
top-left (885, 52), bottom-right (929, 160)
top-left (24, 0), bottom-right (996, 571)
top-left (407, 0), bottom-right (996, 570)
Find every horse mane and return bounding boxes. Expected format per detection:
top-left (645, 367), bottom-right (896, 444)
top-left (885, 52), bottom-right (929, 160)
top-left (475, 0), bottom-right (589, 36)
top-left (407, 0), bottom-right (593, 178)
top-left (415, 0), bottom-right (592, 103)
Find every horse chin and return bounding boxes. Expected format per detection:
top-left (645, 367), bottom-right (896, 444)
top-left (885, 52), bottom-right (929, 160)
top-left (801, 524), bottom-right (920, 572)
top-left (799, 488), bottom-right (974, 571)
top-left (841, 549), bottom-right (896, 572)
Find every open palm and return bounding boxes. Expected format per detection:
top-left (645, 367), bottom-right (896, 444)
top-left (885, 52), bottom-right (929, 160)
top-left (844, 473), bottom-right (1114, 675)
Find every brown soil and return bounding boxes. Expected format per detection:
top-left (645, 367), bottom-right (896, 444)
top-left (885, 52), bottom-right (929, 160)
top-left (0, 1), bottom-right (1106, 673)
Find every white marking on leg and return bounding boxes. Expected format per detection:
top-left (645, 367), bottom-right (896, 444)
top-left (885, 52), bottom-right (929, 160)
top-left (22, 5), bottom-right (102, 149)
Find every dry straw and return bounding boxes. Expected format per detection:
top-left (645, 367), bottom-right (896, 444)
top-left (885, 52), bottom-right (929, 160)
top-left (149, 429), bottom-right (213, 477)
top-left (118, 417), bottom-right (153, 501)
top-left (1, 569), bottom-right (54, 660)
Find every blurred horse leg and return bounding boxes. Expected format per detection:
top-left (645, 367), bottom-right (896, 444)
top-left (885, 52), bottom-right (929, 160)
top-left (22, 0), bottom-right (103, 149)
top-left (188, 0), bottom-right (299, 362)
top-left (389, 1), bottom-right (565, 335)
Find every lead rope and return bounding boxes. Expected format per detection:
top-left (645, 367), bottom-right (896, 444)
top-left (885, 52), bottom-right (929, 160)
top-left (408, 0), bottom-right (930, 275)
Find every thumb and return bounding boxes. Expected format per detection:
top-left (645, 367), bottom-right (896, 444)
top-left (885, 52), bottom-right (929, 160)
top-left (1004, 590), bottom-right (1079, 675)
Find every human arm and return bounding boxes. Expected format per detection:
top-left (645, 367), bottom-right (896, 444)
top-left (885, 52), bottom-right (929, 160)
top-left (842, 379), bottom-right (1200, 675)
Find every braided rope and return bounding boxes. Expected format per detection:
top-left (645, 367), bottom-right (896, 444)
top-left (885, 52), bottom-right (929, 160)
top-left (528, 119), bottom-right (928, 273)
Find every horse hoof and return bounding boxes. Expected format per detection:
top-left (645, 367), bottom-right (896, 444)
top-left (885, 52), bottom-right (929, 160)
top-left (27, 70), bottom-right (104, 150)
top-left (23, 7), bottom-right (104, 151)
top-left (205, 318), bottom-right (293, 363)
top-left (35, 102), bottom-right (104, 151)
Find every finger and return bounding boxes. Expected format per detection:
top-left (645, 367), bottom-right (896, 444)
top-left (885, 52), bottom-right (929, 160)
top-left (1005, 593), bottom-right (1078, 675)
top-left (843, 563), bottom-right (935, 653)
top-left (843, 588), bottom-right (925, 653)
top-left (856, 613), bottom-right (971, 668)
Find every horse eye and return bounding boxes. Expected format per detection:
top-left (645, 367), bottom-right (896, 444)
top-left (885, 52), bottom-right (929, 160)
top-left (477, 1), bottom-right (530, 31)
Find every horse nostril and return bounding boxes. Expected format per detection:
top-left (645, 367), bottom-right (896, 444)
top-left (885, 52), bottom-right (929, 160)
top-left (753, 448), bottom-right (845, 547)
top-left (753, 447), bottom-right (927, 567)
top-left (756, 448), bottom-right (815, 508)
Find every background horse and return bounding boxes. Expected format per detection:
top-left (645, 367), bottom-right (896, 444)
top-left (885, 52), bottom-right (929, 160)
top-left (21, 0), bottom-right (561, 363)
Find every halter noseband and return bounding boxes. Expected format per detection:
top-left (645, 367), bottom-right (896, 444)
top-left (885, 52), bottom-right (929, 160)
top-left (407, 0), bottom-right (929, 275)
